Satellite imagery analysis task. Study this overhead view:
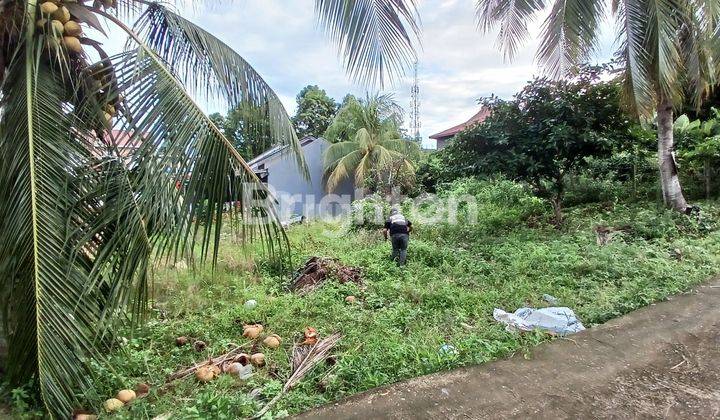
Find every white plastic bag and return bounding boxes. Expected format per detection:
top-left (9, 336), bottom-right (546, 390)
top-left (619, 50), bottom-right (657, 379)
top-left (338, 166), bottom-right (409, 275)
top-left (493, 306), bottom-right (585, 335)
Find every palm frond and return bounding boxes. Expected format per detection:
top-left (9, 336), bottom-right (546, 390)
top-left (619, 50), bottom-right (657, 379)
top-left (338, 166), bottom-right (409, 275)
top-left (646, 0), bottom-right (685, 105)
top-left (324, 141), bottom-right (362, 169)
top-left (0, 43), bottom-right (104, 417)
top-left (354, 127), bottom-right (373, 150)
top-left (538, 0), bottom-right (605, 77)
top-left (326, 149), bottom-right (364, 192)
top-left (678, 0), bottom-right (719, 109)
top-left (91, 46), bottom-right (290, 270)
top-left (380, 137), bottom-right (420, 157)
top-left (476, 0), bottom-right (547, 61)
top-left (132, 3), bottom-right (307, 178)
top-left (315, 0), bottom-right (421, 87)
top-left (93, 9), bottom-right (291, 265)
top-left (613, 0), bottom-right (656, 116)
top-left (353, 150), bottom-right (375, 187)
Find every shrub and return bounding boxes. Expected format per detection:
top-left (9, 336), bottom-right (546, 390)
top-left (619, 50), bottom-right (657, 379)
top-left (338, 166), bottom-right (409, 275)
top-left (564, 174), bottom-right (624, 207)
top-left (350, 194), bottom-right (391, 230)
top-left (417, 178), bottom-right (548, 243)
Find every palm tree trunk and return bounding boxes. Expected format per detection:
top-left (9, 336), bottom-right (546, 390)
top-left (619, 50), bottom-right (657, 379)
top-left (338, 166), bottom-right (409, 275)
top-left (657, 98), bottom-right (688, 212)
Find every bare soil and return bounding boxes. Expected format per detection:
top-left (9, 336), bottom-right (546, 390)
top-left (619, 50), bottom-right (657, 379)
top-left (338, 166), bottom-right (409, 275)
top-left (298, 279), bottom-right (720, 419)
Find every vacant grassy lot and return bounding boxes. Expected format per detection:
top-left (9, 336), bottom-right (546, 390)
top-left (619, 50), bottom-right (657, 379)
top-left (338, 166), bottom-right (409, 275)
top-left (10, 182), bottom-right (719, 419)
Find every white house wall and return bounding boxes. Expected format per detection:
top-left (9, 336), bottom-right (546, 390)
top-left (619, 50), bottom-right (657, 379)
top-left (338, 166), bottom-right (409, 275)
top-left (259, 138), bottom-right (356, 220)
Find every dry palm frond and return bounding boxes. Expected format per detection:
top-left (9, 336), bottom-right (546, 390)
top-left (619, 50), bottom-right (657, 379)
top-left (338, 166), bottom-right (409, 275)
top-left (166, 342), bottom-right (253, 383)
top-left (255, 333), bottom-right (342, 418)
top-left (291, 256), bottom-right (363, 294)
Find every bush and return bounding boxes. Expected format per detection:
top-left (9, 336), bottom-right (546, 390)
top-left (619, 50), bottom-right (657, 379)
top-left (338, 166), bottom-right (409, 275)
top-left (564, 175), bottom-right (624, 207)
top-left (350, 194), bottom-right (391, 230)
top-left (418, 178), bottom-right (548, 243)
top-left (349, 194), bottom-right (414, 230)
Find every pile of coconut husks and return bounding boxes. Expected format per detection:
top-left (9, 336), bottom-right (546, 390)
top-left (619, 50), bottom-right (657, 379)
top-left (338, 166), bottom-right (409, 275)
top-left (290, 256), bottom-right (363, 295)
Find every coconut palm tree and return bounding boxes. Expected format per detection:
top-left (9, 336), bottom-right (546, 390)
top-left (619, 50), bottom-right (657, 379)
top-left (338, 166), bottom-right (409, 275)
top-left (323, 94), bottom-right (420, 192)
top-left (476, 0), bottom-right (720, 212)
top-left (0, 0), bottom-right (419, 416)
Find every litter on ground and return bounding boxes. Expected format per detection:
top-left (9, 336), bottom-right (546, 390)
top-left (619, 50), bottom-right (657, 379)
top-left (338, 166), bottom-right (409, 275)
top-left (493, 306), bottom-right (585, 336)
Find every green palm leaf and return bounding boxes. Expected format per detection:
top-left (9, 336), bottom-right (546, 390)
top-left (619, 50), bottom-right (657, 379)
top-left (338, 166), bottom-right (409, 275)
top-left (315, 0), bottom-right (421, 86)
top-left (0, 38), bottom-right (104, 417)
top-left (537, 0), bottom-right (605, 77)
top-left (476, 0), bottom-right (547, 61)
top-left (323, 93), bottom-right (418, 191)
top-left (132, 3), bottom-right (308, 177)
top-left (614, 0), bottom-right (656, 115)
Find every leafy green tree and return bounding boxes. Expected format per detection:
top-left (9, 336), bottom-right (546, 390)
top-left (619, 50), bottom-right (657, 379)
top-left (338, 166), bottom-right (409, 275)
top-left (324, 94), bottom-right (420, 192)
top-left (292, 85), bottom-right (339, 139)
top-left (210, 102), bottom-right (274, 160)
top-left (442, 69), bottom-right (635, 222)
top-left (0, 0), bottom-right (419, 416)
top-left (476, 0), bottom-right (720, 212)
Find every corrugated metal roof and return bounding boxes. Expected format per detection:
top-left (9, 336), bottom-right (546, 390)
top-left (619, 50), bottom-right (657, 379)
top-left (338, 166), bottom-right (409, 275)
top-left (248, 136), bottom-right (317, 168)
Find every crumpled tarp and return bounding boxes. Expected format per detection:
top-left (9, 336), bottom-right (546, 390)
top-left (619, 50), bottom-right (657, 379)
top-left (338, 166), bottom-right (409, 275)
top-left (493, 306), bottom-right (585, 336)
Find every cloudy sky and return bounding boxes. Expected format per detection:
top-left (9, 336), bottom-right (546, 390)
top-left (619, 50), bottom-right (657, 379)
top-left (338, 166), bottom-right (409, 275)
top-left (102, 0), bottom-right (618, 148)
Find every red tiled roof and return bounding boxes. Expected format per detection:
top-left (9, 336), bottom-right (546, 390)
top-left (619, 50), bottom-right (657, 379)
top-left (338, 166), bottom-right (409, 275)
top-left (429, 107), bottom-right (492, 140)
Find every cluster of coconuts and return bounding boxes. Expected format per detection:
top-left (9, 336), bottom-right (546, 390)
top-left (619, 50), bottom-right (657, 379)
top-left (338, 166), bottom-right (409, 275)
top-left (194, 352), bottom-right (266, 383)
top-left (36, 1), bottom-right (83, 54)
top-left (103, 388), bottom-right (137, 413)
top-left (193, 325), bottom-right (282, 383)
top-left (36, 1), bottom-right (120, 126)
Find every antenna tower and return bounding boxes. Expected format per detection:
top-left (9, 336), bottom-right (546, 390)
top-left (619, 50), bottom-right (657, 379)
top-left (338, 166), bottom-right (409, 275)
top-left (410, 61), bottom-right (421, 145)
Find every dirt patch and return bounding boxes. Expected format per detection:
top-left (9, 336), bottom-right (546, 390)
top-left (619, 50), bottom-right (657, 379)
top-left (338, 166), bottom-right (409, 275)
top-left (290, 257), bottom-right (362, 295)
top-left (298, 280), bottom-right (720, 419)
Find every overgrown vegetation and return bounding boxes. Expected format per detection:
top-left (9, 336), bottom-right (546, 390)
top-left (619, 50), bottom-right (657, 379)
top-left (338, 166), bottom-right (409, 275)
top-left (428, 67), bottom-right (635, 221)
top-left (5, 179), bottom-right (716, 418)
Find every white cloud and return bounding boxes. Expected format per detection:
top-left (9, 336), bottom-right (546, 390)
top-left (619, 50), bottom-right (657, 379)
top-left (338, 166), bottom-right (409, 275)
top-left (96, 1), bottom-right (617, 149)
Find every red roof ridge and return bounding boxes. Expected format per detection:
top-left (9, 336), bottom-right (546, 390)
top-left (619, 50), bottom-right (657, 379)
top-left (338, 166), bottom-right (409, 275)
top-left (429, 107), bottom-right (491, 140)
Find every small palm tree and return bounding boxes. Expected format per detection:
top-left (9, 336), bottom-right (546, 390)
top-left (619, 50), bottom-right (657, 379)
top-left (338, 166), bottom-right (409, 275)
top-left (0, 0), bottom-right (419, 416)
top-left (476, 0), bottom-right (719, 212)
top-left (323, 94), bottom-right (420, 192)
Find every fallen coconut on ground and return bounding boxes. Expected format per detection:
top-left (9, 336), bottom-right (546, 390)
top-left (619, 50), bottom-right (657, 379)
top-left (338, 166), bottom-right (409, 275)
top-left (250, 353), bottom-right (265, 367)
top-left (234, 353), bottom-right (250, 365)
top-left (224, 362), bottom-right (244, 375)
top-left (208, 364), bottom-right (221, 376)
top-left (175, 336), bottom-right (189, 346)
top-left (103, 398), bottom-right (124, 413)
top-left (135, 383), bottom-right (150, 397)
top-left (116, 389), bottom-right (136, 404)
top-left (243, 324), bottom-right (264, 339)
top-left (263, 334), bottom-right (282, 349)
top-left (193, 340), bottom-right (207, 352)
top-left (195, 366), bottom-right (215, 383)
top-left (345, 295), bottom-right (356, 304)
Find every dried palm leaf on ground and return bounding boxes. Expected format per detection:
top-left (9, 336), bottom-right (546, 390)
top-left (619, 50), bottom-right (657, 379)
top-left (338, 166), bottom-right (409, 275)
top-left (255, 332), bottom-right (342, 418)
top-left (291, 257), bottom-right (362, 294)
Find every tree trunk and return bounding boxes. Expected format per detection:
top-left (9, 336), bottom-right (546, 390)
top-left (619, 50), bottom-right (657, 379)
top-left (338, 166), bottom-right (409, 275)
top-left (657, 98), bottom-right (689, 212)
top-left (705, 160), bottom-right (711, 200)
top-left (551, 197), bottom-right (563, 226)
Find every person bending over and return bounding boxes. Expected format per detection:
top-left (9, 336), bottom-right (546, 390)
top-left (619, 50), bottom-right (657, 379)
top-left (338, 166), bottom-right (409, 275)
top-left (383, 207), bottom-right (412, 266)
